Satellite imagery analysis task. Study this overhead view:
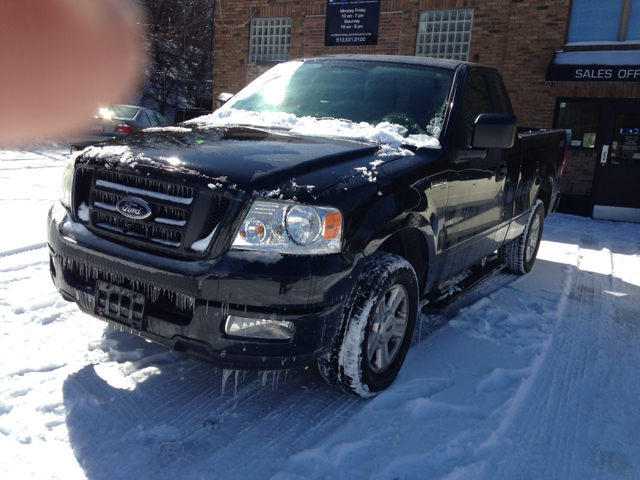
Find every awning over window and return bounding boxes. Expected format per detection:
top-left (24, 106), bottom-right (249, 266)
top-left (546, 50), bottom-right (640, 82)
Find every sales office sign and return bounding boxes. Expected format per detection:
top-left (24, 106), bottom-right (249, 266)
top-left (546, 64), bottom-right (640, 82)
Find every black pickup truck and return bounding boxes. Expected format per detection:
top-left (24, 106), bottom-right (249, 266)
top-left (48, 55), bottom-right (566, 397)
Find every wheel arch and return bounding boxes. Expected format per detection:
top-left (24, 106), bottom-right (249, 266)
top-left (372, 227), bottom-right (430, 294)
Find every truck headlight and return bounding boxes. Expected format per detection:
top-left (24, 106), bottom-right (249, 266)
top-left (232, 201), bottom-right (342, 254)
top-left (59, 159), bottom-right (75, 209)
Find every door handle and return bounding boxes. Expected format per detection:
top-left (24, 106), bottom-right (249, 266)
top-left (601, 145), bottom-right (609, 165)
top-left (455, 148), bottom-right (486, 162)
top-left (464, 149), bottom-right (487, 160)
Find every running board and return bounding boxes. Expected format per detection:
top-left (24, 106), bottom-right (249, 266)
top-left (421, 257), bottom-right (506, 314)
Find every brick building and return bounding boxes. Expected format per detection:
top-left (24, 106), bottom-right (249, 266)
top-left (212, 0), bottom-right (640, 222)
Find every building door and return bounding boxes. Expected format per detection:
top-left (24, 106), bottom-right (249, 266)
top-left (593, 101), bottom-right (640, 222)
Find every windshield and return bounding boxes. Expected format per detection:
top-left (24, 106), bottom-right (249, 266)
top-left (225, 60), bottom-right (453, 138)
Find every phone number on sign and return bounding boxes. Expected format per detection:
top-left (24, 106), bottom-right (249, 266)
top-left (335, 36), bottom-right (367, 43)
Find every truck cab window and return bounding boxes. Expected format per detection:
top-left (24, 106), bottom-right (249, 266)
top-left (458, 73), bottom-right (492, 146)
top-left (487, 73), bottom-right (511, 115)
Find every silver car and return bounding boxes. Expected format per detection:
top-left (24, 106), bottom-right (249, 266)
top-left (68, 105), bottom-right (169, 151)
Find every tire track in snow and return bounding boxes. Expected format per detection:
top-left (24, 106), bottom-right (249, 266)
top-left (549, 272), bottom-right (600, 479)
top-left (70, 354), bottom-right (222, 429)
top-left (161, 371), bottom-right (229, 429)
top-left (132, 362), bottom-right (215, 419)
top-left (0, 243), bottom-right (47, 259)
top-left (194, 378), bottom-right (364, 479)
top-left (65, 349), bottom-right (366, 480)
top-left (68, 366), bottom-right (152, 427)
top-left (487, 245), bottom-right (640, 479)
top-left (491, 260), bottom-right (592, 478)
top-left (0, 257), bottom-right (48, 278)
top-left (172, 366), bottom-right (361, 446)
top-left (543, 251), bottom-right (622, 479)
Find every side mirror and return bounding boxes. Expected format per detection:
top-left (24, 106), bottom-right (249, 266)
top-left (216, 92), bottom-right (234, 109)
top-left (472, 113), bottom-right (517, 149)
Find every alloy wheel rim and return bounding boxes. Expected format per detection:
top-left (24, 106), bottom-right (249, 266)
top-left (367, 284), bottom-right (408, 373)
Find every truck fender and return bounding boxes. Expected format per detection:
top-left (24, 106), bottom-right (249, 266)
top-left (347, 192), bottom-right (433, 293)
top-left (345, 187), bottom-right (424, 252)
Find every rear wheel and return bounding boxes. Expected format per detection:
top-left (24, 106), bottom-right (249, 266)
top-left (318, 252), bottom-right (418, 397)
top-left (498, 200), bottom-right (544, 274)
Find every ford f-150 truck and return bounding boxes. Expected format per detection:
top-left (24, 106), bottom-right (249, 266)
top-left (48, 55), bottom-right (567, 397)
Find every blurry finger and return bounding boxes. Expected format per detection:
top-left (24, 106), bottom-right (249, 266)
top-left (0, 0), bottom-right (145, 145)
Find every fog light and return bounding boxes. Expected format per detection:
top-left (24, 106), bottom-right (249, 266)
top-left (225, 315), bottom-right (294, 340)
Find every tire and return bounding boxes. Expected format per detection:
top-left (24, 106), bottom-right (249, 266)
top-left (498, 199), bottom-right (544, 275)
top-left (318, 252), bottom-right (419, 397)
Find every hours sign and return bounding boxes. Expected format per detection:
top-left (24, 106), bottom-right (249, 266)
top-left (325, 0), bottom-right (381, 46)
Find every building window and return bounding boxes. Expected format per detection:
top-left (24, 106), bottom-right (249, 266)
top-left (249, 17), bottom-right (291, 63)
top-left (415, 9), bottom-right (473, 61)
top-left (568, 0), bottom-right (640, 43)
top-left (555, 101), bottom-right (601, 149)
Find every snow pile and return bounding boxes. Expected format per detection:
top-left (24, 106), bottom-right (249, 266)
top-left (189, 226), bottom-right (217, 252)
top-left (189, 108), bottom-right (441, 156)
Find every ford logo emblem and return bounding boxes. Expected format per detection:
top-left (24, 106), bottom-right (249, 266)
top-left (116, 197), bottom-right (152, 220)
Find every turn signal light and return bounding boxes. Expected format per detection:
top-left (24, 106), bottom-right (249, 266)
top-left (323, 210), bottom-right (342, 239)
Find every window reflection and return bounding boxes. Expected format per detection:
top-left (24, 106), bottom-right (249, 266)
top-left (556, 101), bottom-right (600, 149)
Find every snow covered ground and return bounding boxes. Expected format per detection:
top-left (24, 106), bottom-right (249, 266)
top-left (1, 145), bottom-right (640, 479)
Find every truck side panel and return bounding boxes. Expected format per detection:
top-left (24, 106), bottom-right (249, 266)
top-left (505, 129), bottom-right (566, 242)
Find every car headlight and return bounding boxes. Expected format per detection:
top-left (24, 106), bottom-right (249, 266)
top-left (59, 159), bottom-right (75, 209)
top-left (232, 201), bottom-right (342, 254)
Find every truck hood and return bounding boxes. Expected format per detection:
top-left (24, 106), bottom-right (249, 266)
top-left (76, 126), bottom-right (389, 197)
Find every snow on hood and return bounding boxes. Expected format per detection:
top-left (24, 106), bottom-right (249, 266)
top-left (186, 108), bottom-right (441, 156)
top-left (143, 126), bottom-right (193, 133)
top-left (79, 145), bottom-right (133, 162)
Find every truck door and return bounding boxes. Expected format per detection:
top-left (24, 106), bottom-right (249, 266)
top-left (445, 72), bottom-right (511, 271)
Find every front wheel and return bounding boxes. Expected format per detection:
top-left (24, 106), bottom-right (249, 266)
top-left (498, 199), bottom-right (544, 274)
top-left (318, 252), bottom-right (419, 397)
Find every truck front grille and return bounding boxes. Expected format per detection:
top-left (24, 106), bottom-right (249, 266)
top-left (74, 167), bottom-right (231, 258)
top-left (98, 170), bottom-right (195, 200)
top-left (93, 211), bottom-right (183, 247)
